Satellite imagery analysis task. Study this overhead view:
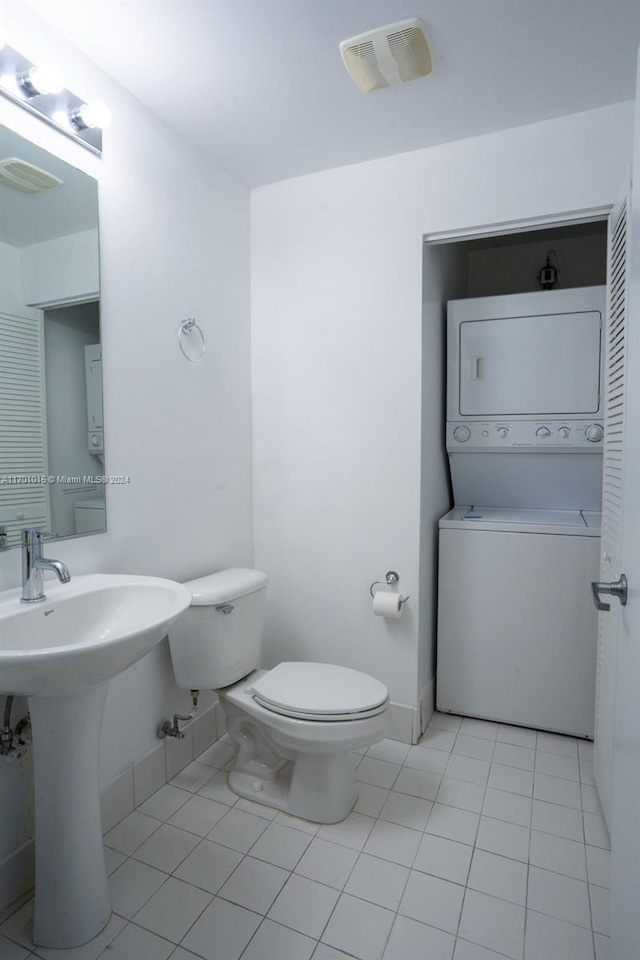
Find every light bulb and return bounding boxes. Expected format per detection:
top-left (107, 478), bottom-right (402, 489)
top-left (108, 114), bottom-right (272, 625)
top-left (19, 62), bottom-right (64, 96)
top-left (78, 101), bottom-right (111, 129)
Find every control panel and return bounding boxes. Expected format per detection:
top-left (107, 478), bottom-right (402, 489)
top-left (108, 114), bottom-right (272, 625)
top-left (447, 420), bottom-right (604, 451)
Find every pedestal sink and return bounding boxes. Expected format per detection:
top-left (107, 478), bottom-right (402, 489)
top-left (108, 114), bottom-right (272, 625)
top-left (0, 574), bottom-right (192, 949)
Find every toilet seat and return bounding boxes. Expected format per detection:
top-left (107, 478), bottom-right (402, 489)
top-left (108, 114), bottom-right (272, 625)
top-left (249, 662), bottom-right (389, 722)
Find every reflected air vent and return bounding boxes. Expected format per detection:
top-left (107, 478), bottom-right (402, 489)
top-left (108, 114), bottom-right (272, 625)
top-left (0, 158), bottom-right (63, 194)
top-left (340, 18), bottom-right (434, 93)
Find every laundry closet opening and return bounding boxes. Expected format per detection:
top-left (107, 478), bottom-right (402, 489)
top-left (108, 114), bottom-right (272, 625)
top-left (418, 216), bottom-right (608, 740)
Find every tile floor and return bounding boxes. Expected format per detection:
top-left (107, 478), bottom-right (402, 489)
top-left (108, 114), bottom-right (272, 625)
top-left (1, 713), bottom-right (611, 960)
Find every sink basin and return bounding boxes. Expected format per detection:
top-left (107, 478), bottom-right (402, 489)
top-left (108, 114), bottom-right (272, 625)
top-left (0, 573), bottom-right (192, 949)
top-left (0, 573), bottom-right (192, 697)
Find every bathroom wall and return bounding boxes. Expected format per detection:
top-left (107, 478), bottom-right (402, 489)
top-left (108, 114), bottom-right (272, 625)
top-left (0, 2), bottom-right (252, 911)
top-left (251, 100), bottom-right (634, 740)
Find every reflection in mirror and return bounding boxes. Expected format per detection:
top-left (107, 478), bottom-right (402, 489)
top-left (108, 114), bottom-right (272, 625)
top-left (0, 125), bottom-right (104, 547)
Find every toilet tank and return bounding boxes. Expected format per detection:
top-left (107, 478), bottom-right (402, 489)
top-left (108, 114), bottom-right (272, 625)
top-left (167, 569), bottom-right (268, 689)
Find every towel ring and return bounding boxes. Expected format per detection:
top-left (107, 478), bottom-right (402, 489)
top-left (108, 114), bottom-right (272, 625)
top-left (178, 317), bottom-right (205, 363)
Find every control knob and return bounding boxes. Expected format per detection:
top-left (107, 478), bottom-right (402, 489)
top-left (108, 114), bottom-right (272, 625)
top-left (558, 426), bottom-right (571, 439)
top-left (452, 424), bottom-right (471, 443)
top-left (90, 434), bottom-right (101, 448)
top-left (496, 427), bottom-right (509, 439)
top-left (535, 426), bottom-right (551, 438)
top-left (586, 424), bottom-right (604, 443)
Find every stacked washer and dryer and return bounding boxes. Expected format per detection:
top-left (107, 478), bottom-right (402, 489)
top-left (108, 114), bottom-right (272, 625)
top-left (436, 286), bottom-right (605, 738)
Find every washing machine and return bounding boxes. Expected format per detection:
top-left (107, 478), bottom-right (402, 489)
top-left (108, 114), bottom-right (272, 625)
top-left (436, 286), bottom-right (606, 737)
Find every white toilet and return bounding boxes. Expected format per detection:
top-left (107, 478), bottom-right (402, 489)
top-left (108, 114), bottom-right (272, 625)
top-left (167, 568), bottom-right (390, 823)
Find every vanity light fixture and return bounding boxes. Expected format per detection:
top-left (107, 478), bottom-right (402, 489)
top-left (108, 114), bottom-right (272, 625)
top-left (0, 41), bottom-right (108, 155)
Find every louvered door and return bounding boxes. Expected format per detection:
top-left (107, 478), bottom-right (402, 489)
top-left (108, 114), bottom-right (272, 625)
top-left (0, 311), bottom-right (51, 546)
top-left (593, 182), bottom-right (629, 831)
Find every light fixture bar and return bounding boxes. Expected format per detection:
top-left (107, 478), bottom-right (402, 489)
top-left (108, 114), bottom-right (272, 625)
top-left (0, 43), bottom-right (105, 156)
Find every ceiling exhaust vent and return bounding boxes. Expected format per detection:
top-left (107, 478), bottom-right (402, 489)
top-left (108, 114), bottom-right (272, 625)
top-left (340, 18), bottom-right (434, 93)
top-left (0, 158), bottom-right (63, 194)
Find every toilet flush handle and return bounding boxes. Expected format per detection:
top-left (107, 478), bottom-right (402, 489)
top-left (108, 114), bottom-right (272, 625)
top-left (216, 604), bottom-right (235, 615)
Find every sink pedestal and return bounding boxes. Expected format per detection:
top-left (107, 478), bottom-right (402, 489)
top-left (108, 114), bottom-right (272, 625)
top-left (30, 682), bottom-right (111, 948)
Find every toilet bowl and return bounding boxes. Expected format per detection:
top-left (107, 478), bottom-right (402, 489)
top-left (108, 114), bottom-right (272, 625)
top-left (167, 569), bottom-right (391, 823)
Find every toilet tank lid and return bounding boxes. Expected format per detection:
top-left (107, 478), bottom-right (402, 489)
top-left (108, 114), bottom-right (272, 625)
top-left (186, 569), bottom-right (268, 605)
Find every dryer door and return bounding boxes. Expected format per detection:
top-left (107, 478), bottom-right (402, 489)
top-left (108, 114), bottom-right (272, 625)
top-left (459, 311), bottom-right (602, 417)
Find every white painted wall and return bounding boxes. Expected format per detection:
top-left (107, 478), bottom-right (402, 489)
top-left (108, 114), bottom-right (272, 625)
top-left (251, 101), bottom-right (634, 740)
top-left (0, 2), bottom-right (251, 911)
top-left (21, 229), bottom-right (99, 306)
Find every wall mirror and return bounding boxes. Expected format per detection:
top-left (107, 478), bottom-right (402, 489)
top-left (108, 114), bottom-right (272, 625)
top-left (0, 124), bottom-right (105, 547)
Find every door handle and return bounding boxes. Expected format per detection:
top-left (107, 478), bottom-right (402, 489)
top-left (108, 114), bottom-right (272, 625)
top-left (591, 574), bottom-right (628, 612)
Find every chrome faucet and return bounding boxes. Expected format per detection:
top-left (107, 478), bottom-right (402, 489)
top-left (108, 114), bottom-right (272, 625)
top-left (21, 528), bottom-right (71, 603)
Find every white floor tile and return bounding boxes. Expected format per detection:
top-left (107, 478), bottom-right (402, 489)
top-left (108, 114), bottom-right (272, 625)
top-left (475, 816), bottom-right (530, 862)
top-left (167, 795), bottom-right (228, 837)
top-left (594, 932), bottom-right (611, 960)
top-left (344, 853), bottom-right (410, 911)
top-left (427, 712), bottom-right (463, 733)
top-left (496, 725), bottom-right (537, 750)
top-left (173, 839), bottom-right (243, 894)
top-left (458, 889), bottom-right (525, 960)
top-left (527, 866), bottom-right (591, 929)
top-left (524, 909), bottom-right (594, 960)
top-left (413, 833), bottom-right (473, 886)
top-left (399, 870), bottom-right (464, 935)
top-left (436, 777), bottom-right (485, 814)
top-left (404, 745), bottom-right (449, 775)
top-left (196, 770), bottom-right (237, 806)
top-left (531, 799), bottom-right (584, 842)
top-left (459, 719), bottom-right (499, 741)
top-left (317, 813), bottom-right (375, 851)
top-left (536, 732), bottom-right (578, 758)
top-left (452, 735), bottom-right (495, 762)
top-left (363, 820), bottom-right (422, 867)
top-left (295, 838), bottom-right (359, 889)
top-left (481, 788), bottom-right (532, 828)
top-left (354, 783), bottom-right (390, 817)
top-left (425, 803), bottom-right (479, 846)
top-left (169, 761), bottom-right (216, 794)
top-left (268, 874), bottom-right (339, 939)
top-left (322, 893), bottom-right (395, 960)
top-left (180, 897), bottom-right (261, 960)
top-left (97, 921), bottom-right (174, 960)
top-left (137, 786), bottom-right (191, 823)
top-left (273, 810), bottom-right (320, 835)
top-left (355, 757), bottom-right (401, 789)
top-left (579, 759), bottom-right (596, 785)
top-left (108, 859), bottom-right (167, 920)
top-left (392, 767), bottom-right (441, 801)
top-left (217, 855), bottom-right (289, 914)
top-left (104, 846), bottom-right (127, 876)
top-left (487, 763), bottom-right (534, 798)
top-left (35, 912), bottom-right (127, 960)
top-left (419, 728), bottom-right (457, 752)
top-left (468, 849), bottom-right (527, 906)
top-left (206, 808), bottom-right (269, 852)
top-left (529, 830), bottom-right (587, 881)
top-left (312, 943), bottom-right (353, 960)
top-left (533, 773), bottom-right (582, 808)
top-left (535, 751), bottom-right (580, 782)
top-left (383, 914), bottom-right (455, 960)
top-left (133, 877), bottom-right (211, 943)
top-left (492, 743), bottom-right (535, 772)
top-left (586, 844), bottom-right (611, 888)
top-left (133, 824), bottom-right (200, 873)
top-left (379, 791), bottom-right (433, 830)
top-left (232, 798), bottom-right (279, 820)
top-left (0, 934), bottom-right (31, 960)
top-left (590, 883), bottom-right (610, 936)
top-left (583, 812), bottom-right (610, 849)
top-left (445, 754), bottom-right (490, 786)
top-left (196, 741), bottom-right (237, 769)
top-left (454, 937), bottom-right (511, 959)
top-left (367, 739), bottom-right (411, 765)
top-left (249, 822), bottom-right (313, 868)
top-left (104, 811), bottom-right (161, 855)
top-left (241, 918), bottom-right (316, 960)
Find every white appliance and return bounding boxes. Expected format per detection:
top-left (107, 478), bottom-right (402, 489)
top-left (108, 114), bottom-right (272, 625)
top-left (437, 286), bottom-right (605, 736)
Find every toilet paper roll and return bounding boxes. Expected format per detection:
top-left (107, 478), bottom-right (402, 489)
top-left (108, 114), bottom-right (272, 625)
top-left (372, 591), bottom-right (403, 619)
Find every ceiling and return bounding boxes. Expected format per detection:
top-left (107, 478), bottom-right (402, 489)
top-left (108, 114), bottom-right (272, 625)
top-left (23, 0), bottom-right (640, 187)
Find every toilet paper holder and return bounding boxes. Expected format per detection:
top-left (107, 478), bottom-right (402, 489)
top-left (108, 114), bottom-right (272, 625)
top-left (369, 570), bottom-right (410, 604)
